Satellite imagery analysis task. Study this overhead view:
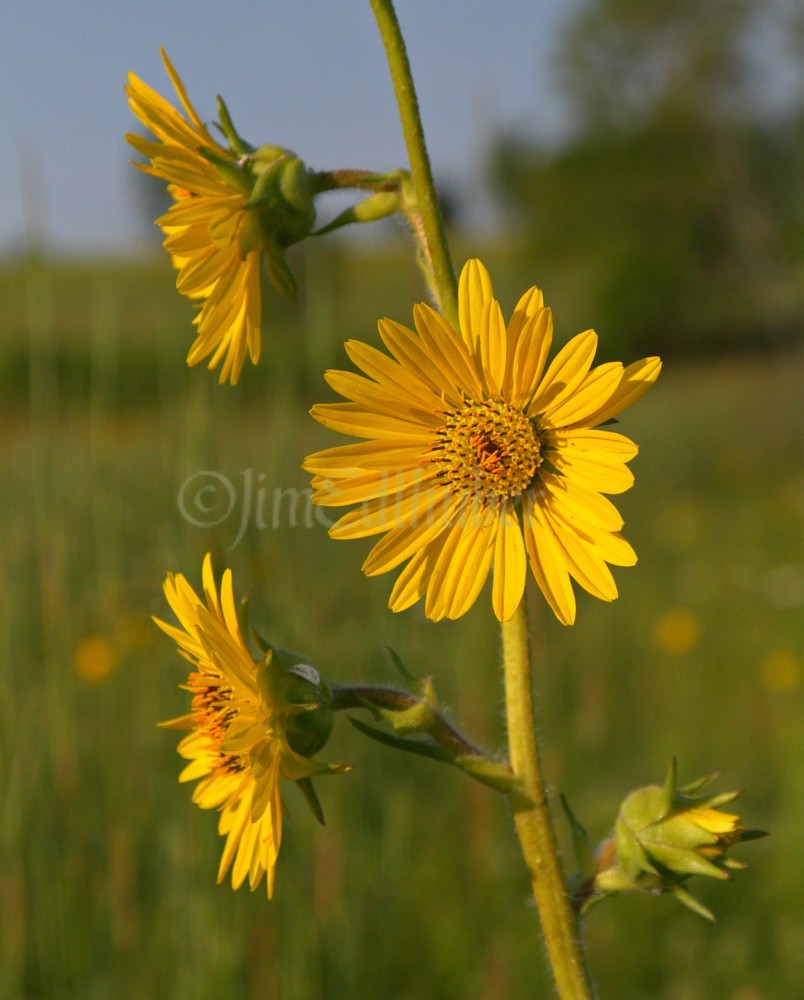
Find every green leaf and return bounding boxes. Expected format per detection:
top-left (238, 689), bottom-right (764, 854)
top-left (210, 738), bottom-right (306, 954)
top-left (348, 716), bottom-right (452, 764)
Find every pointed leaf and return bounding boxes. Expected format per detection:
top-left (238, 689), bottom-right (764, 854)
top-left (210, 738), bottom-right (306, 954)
top-left (295, 777), bottom-right (326, 826)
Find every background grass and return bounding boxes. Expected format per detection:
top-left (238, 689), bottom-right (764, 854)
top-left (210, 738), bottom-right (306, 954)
top-left (1, 244), bottom-right (801, 999)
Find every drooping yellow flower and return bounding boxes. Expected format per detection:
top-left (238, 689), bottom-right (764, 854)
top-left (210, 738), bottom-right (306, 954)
top-left (305, 259), bottom-right (661, 624)
top-left (126, 51), bottom-right (262, 385)
top-left (155, 554), bottom-right (344, 898)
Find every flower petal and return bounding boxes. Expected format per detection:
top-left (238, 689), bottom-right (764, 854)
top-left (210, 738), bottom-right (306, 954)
top-left (425, 507), bottom-right (496, 620)
top-left (491, 501), bottom-right (527, 621)
top-left (523, 492), bottom-right (576, 625)
top-left (458, 258), bottom-right (494, 353)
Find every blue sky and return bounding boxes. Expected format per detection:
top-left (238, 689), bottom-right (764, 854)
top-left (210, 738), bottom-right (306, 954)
top-left (1, 0), bottom-right (578, 256)
top-left (2, 1), bottom-right (796, 257)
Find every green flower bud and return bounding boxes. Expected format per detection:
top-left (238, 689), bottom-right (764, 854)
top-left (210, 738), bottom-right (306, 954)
top-left (257, 647), bottom-right (334, 759)
top-left (589, 759), bottom-right (766, 920)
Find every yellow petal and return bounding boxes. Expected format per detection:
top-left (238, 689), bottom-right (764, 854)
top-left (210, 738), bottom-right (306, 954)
top-left (529, 329), bottom-right (598, 417)
top-left (413, 304), bottom-right (484, 399)
top-left (312, 465), bottom-right (434, 507)
top-left (509, 308), bottom-right (553, 407)
top-left (304, 438), bottom-right (428, 475)
top-left (388, 535), bottom-right (447, 612)
top-left (523, 492), bottom-right (576, 625)
top-left (577, 357), bottom-right (662, 428)
top-left (328, 482), bottom-right (453, 539)
top-left (491, 501), bottom-right (527, 621)
top-left (344, 340), bottom-right (443, 411)
top-left (538, 472), bottom-right (625, 531)
top-left (324, 369), bottom-right (441, 425)
top-left (310, 401), bottom-right (434, 441)
top-left (363, 497), bottom-right (459, 575)
top-left (458, 258), bottom-right (494, 353)
top-left (540, 505), bottom-right (618, 601)
top-left (425, 508), bottom-right (496, 620)
top-left (546, 362), bottom-right (624, 428)
top-left (478, 298), bottom-right (507, 396)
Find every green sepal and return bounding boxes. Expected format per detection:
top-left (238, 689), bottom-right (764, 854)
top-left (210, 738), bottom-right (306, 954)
top-left (672, 886), bottom-right (715, 922)
top-left (216, 95), bottom-right (253, 156)
top-left (198, 146), bottom-right (251, 195)
top-left (295, 777), bottom-right (325, 826)
top-left (264, 244), bottom-right (298, 301)
top-left (384, 646), bottom-right (419, 690)
top-left (740, 828), bottom-right (770, 842)
top-left (647, 842), bottom-right (731, 880)
top-left (280, 743), bottom-right (352, 782)
top-left (659, 757), bottom-right (679, 818)
top-left (250, 626), bottom-right (271, 655)
top-left (560, 793), bottom-right (596, 878)
top-left (679, 768), bottom-right (722, 798)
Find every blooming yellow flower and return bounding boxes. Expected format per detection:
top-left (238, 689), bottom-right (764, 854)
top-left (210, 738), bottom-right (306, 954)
top-left (155, 554), bottom-right (342, 897)
top-left (126, 50), bottom-right (261, 385)
top-left (305, 259), bottom-right (661, 624)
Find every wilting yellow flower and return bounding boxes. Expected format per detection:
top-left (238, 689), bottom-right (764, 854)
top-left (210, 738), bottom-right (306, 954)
top-left (305, 259), bottom-right (661, 624)
top-left (155, 554), bottom-right (346, 897)
top-left (126, 51), bottom-right (263, 385)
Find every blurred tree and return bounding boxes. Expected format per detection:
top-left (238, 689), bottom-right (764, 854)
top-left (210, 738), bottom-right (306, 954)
top-left (490, 0), bottom-right (802, 356)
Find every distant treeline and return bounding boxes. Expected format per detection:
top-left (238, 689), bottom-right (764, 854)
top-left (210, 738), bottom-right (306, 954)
top-left (487, 0), bottom-right (802, 358)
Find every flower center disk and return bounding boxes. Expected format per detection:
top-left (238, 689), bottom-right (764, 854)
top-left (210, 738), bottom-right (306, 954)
top-left (432, 398), bottom-right (542, 501)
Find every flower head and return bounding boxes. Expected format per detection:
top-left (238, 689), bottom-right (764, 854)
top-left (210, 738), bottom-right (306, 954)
top-left (305, 259), bottom-right (661, 624)
top-left (591, 759), bottom-right (766, 920)
top-left (126, 50), bottom-right (315, 384)
top-left (155, 554), bottom-right (349, 897)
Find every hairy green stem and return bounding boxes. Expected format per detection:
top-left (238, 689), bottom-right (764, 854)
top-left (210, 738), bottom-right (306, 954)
top-left (330, 683), bottom-right (484, 758)
top-left (370, 2), bottom-right (593, 993)
top-left (369, 0), bottom-right (458, 325)
top-left (503, 600), bottom-right (594, 998)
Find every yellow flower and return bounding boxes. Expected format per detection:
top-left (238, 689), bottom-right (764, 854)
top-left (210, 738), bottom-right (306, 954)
top-left (155, 554), bottom-right (342, 898)
top-left (305, 259), bottom-right (661, 624)
top-left (126, 50), bottom-right (261, 385)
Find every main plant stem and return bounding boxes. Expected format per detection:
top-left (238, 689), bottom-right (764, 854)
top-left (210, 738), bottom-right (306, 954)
top-left (370, 2), bottom-right (594, 995)
top-left (369, 0), bottom-right (459, 326)
top-left (503, 600), bottom-right (593, 998)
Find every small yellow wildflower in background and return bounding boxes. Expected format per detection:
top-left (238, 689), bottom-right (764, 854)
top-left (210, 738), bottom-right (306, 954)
top-left (74, 633), bottom-right (118, 683)
top-left (306, 259), bottom-right (661, 624)
top-left (760, 650), bottom-right (801, 692)
top-left (155, 554), bottom-right (348, 898)
top-left (655, 608), bottom-right (701, 653)
top-left (126, 51), bottom-right (263, 385)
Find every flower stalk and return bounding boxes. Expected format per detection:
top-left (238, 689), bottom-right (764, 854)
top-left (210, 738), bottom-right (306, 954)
top-left (503, 600), bottom-right (594, 998)
top-left (369, 0), bottom-right (458, 323)
top-left (369, 3), bottom-right (595, 995)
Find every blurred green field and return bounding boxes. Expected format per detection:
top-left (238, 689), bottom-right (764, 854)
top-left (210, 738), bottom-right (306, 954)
top-left (1, 249), bottom-right (801, 999)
